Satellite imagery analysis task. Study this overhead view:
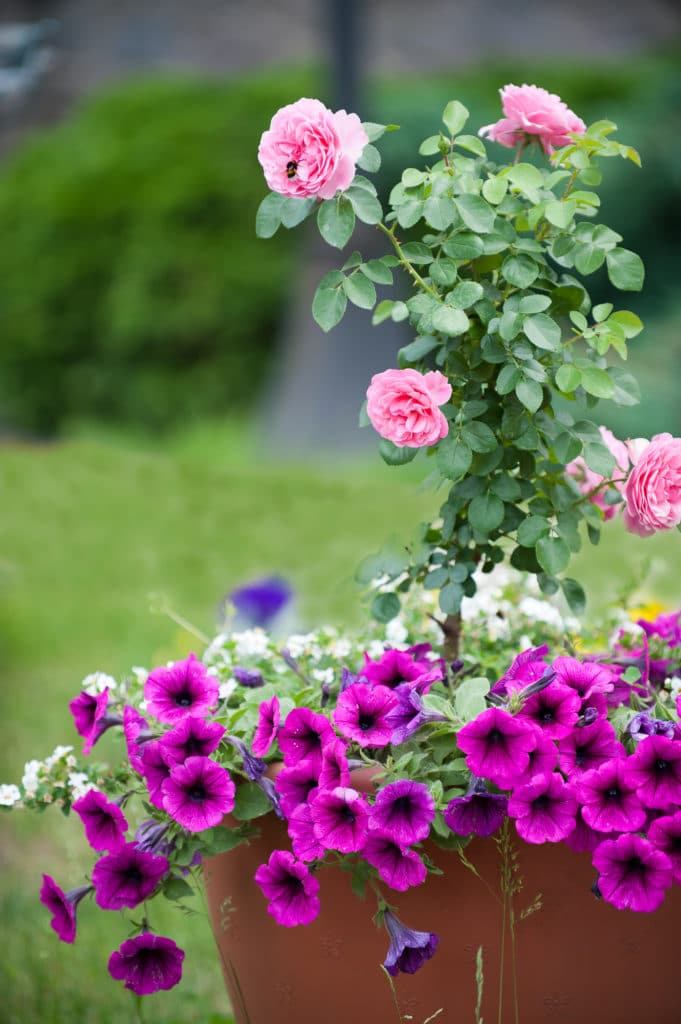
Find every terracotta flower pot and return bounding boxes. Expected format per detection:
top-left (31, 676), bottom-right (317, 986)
top-left (203, 769), bottom-right (681, 1024)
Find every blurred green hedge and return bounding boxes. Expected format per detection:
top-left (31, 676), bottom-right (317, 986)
top-left (0, 73), bottom-right (313, 434)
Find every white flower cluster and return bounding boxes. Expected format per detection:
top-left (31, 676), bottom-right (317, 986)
top-left (3, 744), bottom-right (96, 807)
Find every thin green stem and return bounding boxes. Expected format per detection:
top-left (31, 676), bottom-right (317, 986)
top-left (510, 898), bottom-right (519, 1024)
top-left (497, 880), bottom-right (507, 1024)
top-left (381, 965), bottom-right (405, 1023)
top-left (376, 221), bottom-right (441, 300)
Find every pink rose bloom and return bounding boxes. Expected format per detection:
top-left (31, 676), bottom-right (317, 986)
top-left (566, 426), bottom-right (630, 521)
top-left (480, 83), bottom-right (585, 155)
top-left (623, 433), bottom-right (681, 537)
top-left (258, 97), bottom-right (368, 200)
top-left (366, 369), bottom-right (451, 449)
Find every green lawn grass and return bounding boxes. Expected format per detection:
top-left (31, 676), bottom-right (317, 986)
top-left (1, 424), bottom-right (679, 1023)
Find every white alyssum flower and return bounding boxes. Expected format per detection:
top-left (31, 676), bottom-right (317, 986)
top-left (44, 745), bottom-right (74, 770)
top-left (386, 618), bottom-right (408, 647)
top-left (366, 640), bottom-right (385, 660)
top-left (330, 637), bottom-right (352, 659)
top-left (519, 597), bottom-right (565, 629)
top-left (312, 667), bottom-right (334, 685)
top-left (82, 671), bottom-right (117, 695)
top-left (667, 676), bottom-right (681, 697)
top-left (68, 772), bottom-right (95, 800)
top-left (234, 629), bottom-right (270, 661)
top-left (285, 633), bottom-right (318, 659)
top-left (203, 633), bottom-right (229, 662)
top-left (22, 759), bottom-right (43, 795)
top-left (219, 679), bottom-right (238, 701)
top-left (131, 666), bottom-right (149, 686)
top-left (0, 784), bottom-right (21, 806)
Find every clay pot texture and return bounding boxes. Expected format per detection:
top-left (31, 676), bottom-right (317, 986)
top-left (203, 770), bottom-right (681, 1024)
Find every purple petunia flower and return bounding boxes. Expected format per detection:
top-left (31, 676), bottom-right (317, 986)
top-left (143, 653), bottom-right (219, 725)
top-left (648, 811), bottom-right (681, 883)
top-left (457, 707), bottom-right (537, 787)
top-left (551, 656), bottom-right (614, 712)
top-left (318, 738), bottom-right (350, 790)
top-left (386, 683), bottom-right (448, 746)
top-left (623, 734), bottom-right (681, 811)
top-left (362, 832), bottom-right (427, 891)
top-left (383, 909), bottom-right (439, 976)
top-left (508, 772), bottom-right (578, 844)
top-left (140, 740), bottom-right (174, 810)
top-left (287, 802), bottom-right (326, 862)
top-left (252, 694), bottom-right (281, 757)
top-left (108, 933), bottom-right (185, 995)
top-left (229, 576), bottom-right (292, 628)
top-left (159, 717), bottom-right (225, 766)
top-left (69, 689), bottom-right (122, 755)
top-left (225, 735), bottom-right (267, 781)
top-left (369, 780), bottom-right (435, 846)
top-left (360, 647), bottom-right (443, 693)
top-left (576, 759), bottom-right (646, 833)
top-left (311, 786), bottom-right (369, 853)
top-left (637, 610), bottom-right (681, 646)
top-left (627, 712), bottom-right (675, 743)
top-left (333, 683), bottom-right (398, 747)
top-left (443, 778), bottom-right (508, 838)
top-left (558, 717), bottom-right (625, 778)
top-left (161, 756), bottom-right (235, 832)
top-left (516, 681), bottom-right (581, 741)
top-left (563, 808), bottom-right (610, 853)
top-left (123, 705), bottom-right (154, 775)
top-left (491, 645), bottom-right (549, 698)
top-left (92, 842), bottom-right (169, 910)
top-left (274, 759), bottom-right (320, 818)
top-left (72, 789), bottom-right (128, 853)
top-left (593, 833), bottom-right (673, 912)
top-left (278, 707), bottom-right (335, 769)
top-left (233, 666), bottom-right (265, 688)
top-left (134, 820), bottom-right (172, 856)
top-left (254, 849), bottom-right (320, 926)
top-left (40, 875), bottom-right (92, 943)
top-left (513, 727), bottom-right (558, 785)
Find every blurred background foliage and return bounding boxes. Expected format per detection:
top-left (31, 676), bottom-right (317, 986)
top-left (0, 51), bottom-right (679, 437)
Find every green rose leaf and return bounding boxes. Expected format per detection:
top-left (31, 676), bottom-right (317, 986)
top-left (401, 242), bottom-right (433, 265)
top-left (346, 186), bottom-right (383, 225)
top-left (561, 577), bottom-right (587, 616)
top-left (442, 233), bottom-right (485, 260)
top-left (536, 535), bottom-right (570, 576)
top-left (437, 436), bottom-right (473, 480)
top-left (432, 305), bottom-right (470, 336)
top-left (454, 195), bottom-right (496, 234)
top-left (371, 591), bottom-right (401, 623)
top-left (439, 581), bottom-right (463, 615)
top-left (517, 515), bottom-right (551, 547)
top-left (495, 364), bottom-right (521, 395)
top-left (523, 314), bottom-right (562, 352)
top-left (317, 195), bottom-right (356, 249)
top-left (357, 143), bottom-right (381, 173)
top-left (608, 310), bottom-right (643, 339)
top-left (312, 280), bottom-right (347, 332)
top-left (606, 248), bottom-right (645, 291)
top-left (450, 281), bottom-right (484, 308)
top-left (468, 493), bottom-right (505, 533)
top-left (423, 196), bottom-right (458, 230)
top-left (255, 192), bottom-right (285, 239)
top-left (442, 100), bottom-right (469, 136)
top-left (280, 196), bottom-right (316, 229)
top-left (461, 421), bottom-right (497, 453)
top-left (455, 677), bottom-right (491, 723)
top-left (398, 335), bottom-right (440, 364)
top-left (360, 260), bottom-right (393, 285)
top-left (515, 378), bottom-right (543, 414)
top-left (482, 177), bottom-right (508, 205)
top-left (544, 199), bottom-right (577, 229)
top-left (556, 364), bottom-right (582, 393)
top-left (583, 440), bottom-right (616, 476)
top-left (501, 254), bottom-right (539, 289)
top-left (378, 439), bottom-right (419, 465)
top-left (343, 273), bottom-right (377, 310)
top-left (580, 367), bottom-right (615, 399)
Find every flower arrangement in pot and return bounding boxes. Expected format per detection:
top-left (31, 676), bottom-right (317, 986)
top-left (5, 83), bottom-right (681, 1023)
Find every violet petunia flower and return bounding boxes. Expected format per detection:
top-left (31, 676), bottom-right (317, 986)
top-left (444, 778), bottom-right (508, 838)
top-left (40, 875), bottom-right (92, 943)
top-left (508, 772), bottom-right (578, 844)
top-left (229, 576), bottom-right (292, 628)
top-left (140, 740), bottom-right (174, 810)
top-left (252, 694), bottom-right (281, 757)
top-left (360, 647), bottom-right (443, 693)
top-left (516, 681), bottom-right (581, 741)
top-left (161, 756), bottom-right (235, 832)
top-left (274, 759), bottom-right (320, 818)
top-left (593, 833), bottom-right (673, 912)
top-left (386, 683), bottom-right (448, 746)
top-left (563, 808), bottom-right (610, 854)
top-left (491, 645), bottom-right (549, 698)
top-left (558, 717), bottom-right (625, 778)
top-left (457, 707), bottom-right (537, 788)
top-left (143, 653), bottom-right (219, 725)
top-left (159, 717), bottom-right (225, 766)
top-left (369, 780), bottom-right (435, 846)
top-left (362, 832), bottom-right (427, 891)
top-left (134, 820), bottom-right (172, 856)
top-left (92, 842), bottom-right (169, 910)
top-left (575, 759), bottom-right (646, 833)
top-left (513, 727), bottom-right (558, 785)
top-left (286, 802), bottom-right (326, 862)
top-left (257, 774), bottom-right (285, 819)
top-left (623, 734), bottom-right (681, 811)
top-left (225, 735), bottom-right (267, 781)
top-left (123, 705), bottom-right (155, 775)
top-left (254, 849), bottom-right (320, 926)
top-left (311, 786), bottom-right (370, 853)
top-left (318, 737), bottom-right (350, 790)
top-left (383, 909), bottom-right (439, 976)
top-left (627, 712), bottom-right (675, 743)
top-left (69, 688), bottom-right (121, 755)
top-left (232, 666), bottom-right (265, 688)
top-left (333, 683), bottom-right (398, 747)
top-left (72, 789), bottom-right (128, 852)
top-left (648, 811), bottom-right (681, 883)
top-left (637, 610), bottom-right (681, 647)
top-left (278, 707), bottom-right (335, 769)
top-left (108, 933), bottom-right (185, 995)
top-left (551, 656), bottom-right (615, 711)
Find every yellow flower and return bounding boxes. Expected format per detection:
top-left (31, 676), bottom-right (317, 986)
top-left (628, 600), bottom-right (668, 622)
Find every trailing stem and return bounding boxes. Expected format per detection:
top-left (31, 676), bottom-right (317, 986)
top-left (496, 821), bottom-right (521, 1024)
